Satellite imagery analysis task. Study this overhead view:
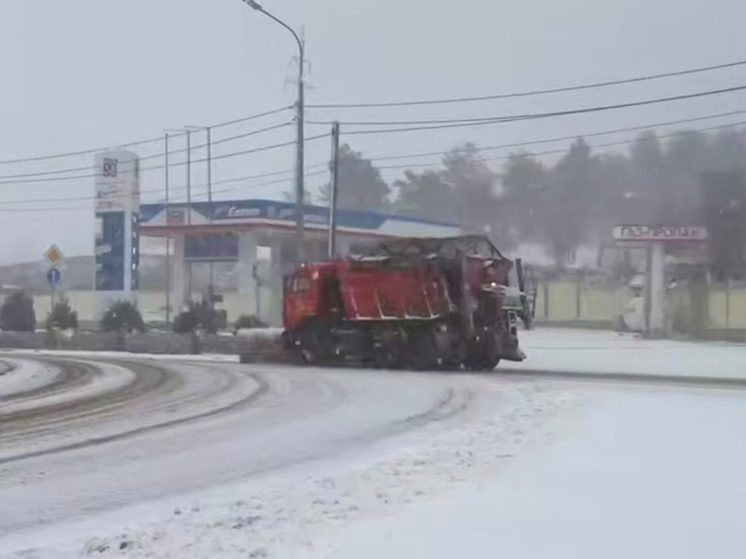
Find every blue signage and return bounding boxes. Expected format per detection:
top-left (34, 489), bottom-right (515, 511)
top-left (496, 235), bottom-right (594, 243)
top-left (185, 233), bottom-right (239, 262)
top-left (46, 267), bottom-right (62, 287)
top-left (131, 212), bottom-right (140, 291)
top-left (95, 212), bottom-right (126, 291)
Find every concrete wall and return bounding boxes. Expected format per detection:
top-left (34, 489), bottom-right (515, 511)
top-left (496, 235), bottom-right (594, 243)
top-left (708, 286), bottom-right (746, 330)
top-left (535, 280), bottom-right (624, 327)
top-left (535, 278), bottom-right (746, 335)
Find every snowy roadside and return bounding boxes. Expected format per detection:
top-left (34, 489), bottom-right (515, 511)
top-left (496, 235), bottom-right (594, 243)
top-left (1, 378), bottom-right (583, 558)
top-left (512, 327), bottom-right (746, 380)
top-left (313, 385), bottom-right (746, 559)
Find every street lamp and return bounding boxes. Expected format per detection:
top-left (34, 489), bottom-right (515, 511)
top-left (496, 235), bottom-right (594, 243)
top-left (183, 125), bottom-right (215, 305)
top-left (164, 126), bottom-right (213, 309)
top-left (241, 0), bottom-right (305, 260)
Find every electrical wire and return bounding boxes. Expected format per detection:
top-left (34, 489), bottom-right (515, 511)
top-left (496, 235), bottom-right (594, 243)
top-left (0, 167), bottom-right (295, 205)
top-left (0, 105), bottom-right (292, 166)
top-left (307, 59), bottom-right (746, 109)
top-left (0, 133), bottom-right (330, 185)
top-left (0, 121), bottom-right (295, 181)
top-left (0, 169), bottom-right (328, 211)
top-left (376, 119), bottom-right (746, 171)
top-left (312, 85), bottom-right (746, 132)
top-left (362, 110), bottom-right (746, 164)
top-left (8, 117), bottom-right (745, 209)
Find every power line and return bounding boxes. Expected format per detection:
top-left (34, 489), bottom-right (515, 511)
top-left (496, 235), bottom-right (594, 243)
top-left (363, 110), bottom-right (746, 164)
top-left (314, 85), bottom-right (746, 132)
top-left (282, 110), bottom-right (746, 172)
top-left (0, 122), bottom-right (295, 181)
top-left (5, 112), bottom-right (746, 206)
top-left (209, 105), bottom-right (293, 129)
top-left (5, 117), bottom-right (746, 211)
top-left (376, 119), bottom-right (746, 171)
top-left (0, 167), bottom-right (295, 205)
top-left (0, 133), bottom-right (330, 185)
top-left (307, 59), bottom-right (746, 109)
top-left (0, 105), bottom-right (292, 167)
top-left (0, 169), bottom-right (328, 210)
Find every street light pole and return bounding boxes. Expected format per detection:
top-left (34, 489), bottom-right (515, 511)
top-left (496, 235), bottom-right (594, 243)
top-left (328, 122), bottom-right (341, 259)
top-left (164, 132), bottom-right (172, 324)
top-left (206, 126), bottom-right (215, 306)
top-left (241, 0), bottom-right (305, 260)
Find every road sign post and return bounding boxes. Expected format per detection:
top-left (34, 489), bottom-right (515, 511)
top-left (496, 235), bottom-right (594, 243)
top-left (46, 267), bottom-right (62, 309)
top-left (44, 245), bottom-right (64, 267)
top-left (43, 245), bottom-right (65, 310)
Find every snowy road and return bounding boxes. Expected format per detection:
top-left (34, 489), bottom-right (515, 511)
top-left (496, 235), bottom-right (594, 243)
top-left (1, 330), bottom-right (746, 558)
top-left (0, 354), bottom-right (480, 545)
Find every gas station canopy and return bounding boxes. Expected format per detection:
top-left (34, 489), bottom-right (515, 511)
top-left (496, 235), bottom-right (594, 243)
top-left (140, 199), bottom-right (461, 240)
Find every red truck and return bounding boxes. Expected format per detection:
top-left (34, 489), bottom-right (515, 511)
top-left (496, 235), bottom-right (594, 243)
top-left (282, 235), bottom-right (527, 370)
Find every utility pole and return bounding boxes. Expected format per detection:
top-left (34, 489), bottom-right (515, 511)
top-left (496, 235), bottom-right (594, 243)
top-left (295, 39), bottom-right (306, 262)
top-left (186, 129), bottom-right (192, 225)
top-left (186, 129), bottom-right (193, 299)
top-left (164, 133), bottom-right (171, 324)
top-left (241, 0), bottom-right (305, 262)
top-left (328, 122), bottom-right (341, 258)
top-left (206, 126), bottom-right (215, 307)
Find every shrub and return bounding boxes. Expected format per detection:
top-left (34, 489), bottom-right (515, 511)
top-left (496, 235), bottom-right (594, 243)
top-left (233, 315), bottom-right (269, 333)
top-left (100, 300), bottom-right (145, 333)
top-left (172, 307), bottom-right (200, 334)
top-left (173, 300), bottom-right (226, 334)
top-left (46, 296), bottom-right (79, 331)
top-left (0, 291), bottom-right (36, 332)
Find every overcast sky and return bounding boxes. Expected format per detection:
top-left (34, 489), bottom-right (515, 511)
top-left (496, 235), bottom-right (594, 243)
top-left (1, 0), bottom-right (745, 264)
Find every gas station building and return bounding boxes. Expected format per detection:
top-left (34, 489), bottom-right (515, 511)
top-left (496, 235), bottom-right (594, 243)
top-left (139, 199), bottom-right (462, 324)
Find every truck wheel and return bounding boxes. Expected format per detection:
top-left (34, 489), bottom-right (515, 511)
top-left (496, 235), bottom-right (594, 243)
top-left (373, 343), bottom-right (404, 369)
top-left (297, 319), bottom-right (333, 366)
top-left (408, 328), bottom-right (439, 370)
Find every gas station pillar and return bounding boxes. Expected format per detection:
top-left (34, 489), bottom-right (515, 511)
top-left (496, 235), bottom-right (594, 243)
top-left (268, 241), bottom-right (286, 326)
top-left (171, 234), bottom-right (189, 313)
top-left (236, 232), bottom-right (258, 317)
top-left (646, 242), bottom-right (666, 335)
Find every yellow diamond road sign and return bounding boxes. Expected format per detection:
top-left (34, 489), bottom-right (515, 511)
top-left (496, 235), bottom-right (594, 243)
top-left (44, 245), bottom-right (64, 265)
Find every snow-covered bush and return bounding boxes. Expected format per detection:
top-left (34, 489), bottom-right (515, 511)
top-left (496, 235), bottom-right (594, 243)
top-left (100, 300), bottom-right (145, 333)
top-left (46, 296), bottom-right (79, 331)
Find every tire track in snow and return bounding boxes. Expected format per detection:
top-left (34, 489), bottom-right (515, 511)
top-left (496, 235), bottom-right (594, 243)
top-left (0, 359), bottom-right (162, 437)
top-left (0, 361), bottom-right (89, 403)
top-left (0, 359), bottom-right (75, 402)
top-left (0, 358), bottom-right (270, 465)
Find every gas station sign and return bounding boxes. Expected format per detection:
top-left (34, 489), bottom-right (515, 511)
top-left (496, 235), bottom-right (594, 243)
top-left (613, 225), bottom-right (708, 242)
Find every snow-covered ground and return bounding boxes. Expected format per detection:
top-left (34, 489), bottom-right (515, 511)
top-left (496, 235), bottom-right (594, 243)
top-left (322, 388), bottom-right (746, 559)
top-left (513, 327), bottom-right (746, 379)
top-left (1, 329), bottom-right (745, 558)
